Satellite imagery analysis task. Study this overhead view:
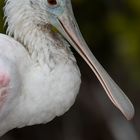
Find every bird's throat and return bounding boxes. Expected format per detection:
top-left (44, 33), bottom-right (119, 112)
top-left (22, 24), bottom-right (73, 68)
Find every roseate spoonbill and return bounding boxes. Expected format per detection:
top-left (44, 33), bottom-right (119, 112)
top-left (0, 0), bottom-right (134, 136)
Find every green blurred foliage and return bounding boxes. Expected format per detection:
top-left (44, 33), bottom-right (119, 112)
top-left (106, 0), bottom-right (140, 83)
top-left (0, 0), bottom-right (4, 33)
top-left (0, 0), bottom-right (140, 82)
top-left (73, 0), bottom-right (140, 84)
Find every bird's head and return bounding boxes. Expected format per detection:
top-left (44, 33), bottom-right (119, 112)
top-left (29, 0), bottom-right (82, 46)
top-left (5, 0), bottom-right (86, 52)
top-left (29, 0), bottom-right (93, 66)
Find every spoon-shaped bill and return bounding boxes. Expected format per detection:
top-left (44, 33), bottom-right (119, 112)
top-left (54, 9), bottom-right (134, 120)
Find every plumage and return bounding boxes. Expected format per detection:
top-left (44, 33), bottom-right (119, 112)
top-left (0, 33), bottom-right (81, 135)
top-left (0, 0), bottom-right (134, 137)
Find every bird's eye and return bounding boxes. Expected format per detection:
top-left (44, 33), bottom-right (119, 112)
top-left (47, 0), bottom-right (57, 5)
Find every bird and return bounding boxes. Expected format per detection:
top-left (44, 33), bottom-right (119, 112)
top-left (0, 0), bottom-right (134, 137)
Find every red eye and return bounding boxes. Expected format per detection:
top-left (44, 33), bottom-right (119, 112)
top-left (47, 0), bottom-right (57, 5)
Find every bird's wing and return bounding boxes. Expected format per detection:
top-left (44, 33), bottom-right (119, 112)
top-left (0, 34), bottom-right (30, 118)
top-left (0, 34), bottom-right (31, 69)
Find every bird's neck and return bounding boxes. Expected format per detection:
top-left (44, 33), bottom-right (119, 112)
top-left (15, 23), bottom-right (73, 66)
top-left (4, 1), bottom-right (75, 68)
top-left (21, 25), bottom-right (74, 68)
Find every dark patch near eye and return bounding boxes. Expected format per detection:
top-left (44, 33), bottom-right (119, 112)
top-left (47, 0), bottom-right (57, 5)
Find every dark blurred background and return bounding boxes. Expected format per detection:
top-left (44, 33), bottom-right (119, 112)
top-left (0, 0), bottom-right (140, 140)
